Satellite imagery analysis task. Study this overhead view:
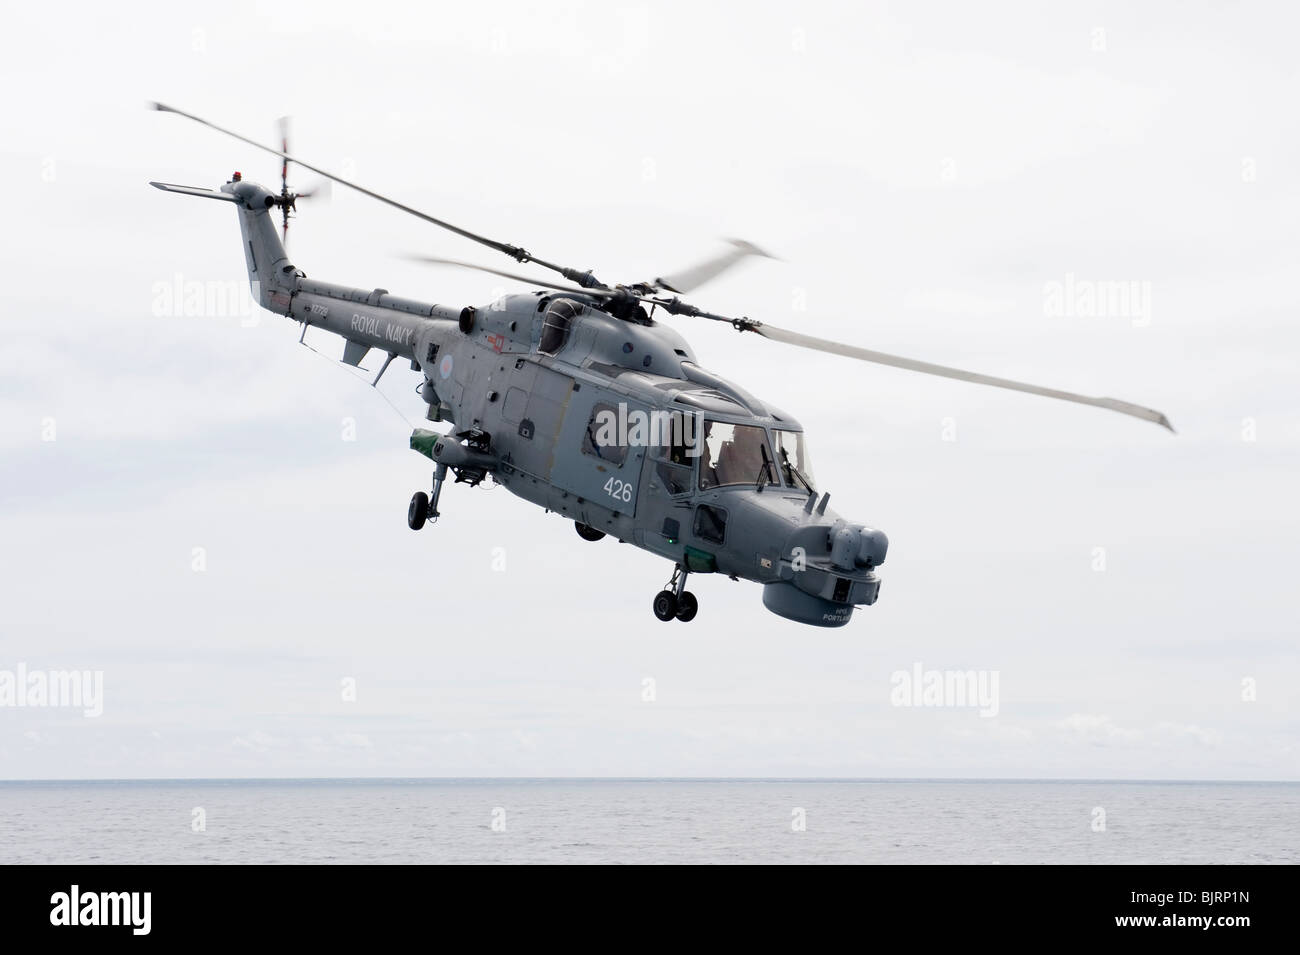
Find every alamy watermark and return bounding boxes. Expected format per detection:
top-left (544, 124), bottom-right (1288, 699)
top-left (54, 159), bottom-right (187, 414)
top-left (890, 662), bottom-right (999, 717)
top-left (1044, 273), bottom-right (1151, 327)
top-left (0, 663), bottom-right (103, 717)
top-left (50, 886), bottom-right (150, 935)
top-left (590, 404), bottom-right (703, 455)
top-left (151, 273), bottom-right (260, 324)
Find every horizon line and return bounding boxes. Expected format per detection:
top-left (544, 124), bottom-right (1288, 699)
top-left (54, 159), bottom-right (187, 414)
top-left (1, 775), bottom-right (1296, 784)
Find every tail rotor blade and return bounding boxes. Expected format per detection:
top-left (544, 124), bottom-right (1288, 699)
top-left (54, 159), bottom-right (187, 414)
top-left (296, 178), bottom-right (332, 201)
top-left (276, 116), bottom-right (292, 242)
top-left (277, 115), bottom-right (290, 192)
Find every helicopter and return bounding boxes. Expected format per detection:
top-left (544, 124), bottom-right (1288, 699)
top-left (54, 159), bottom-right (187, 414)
top-left (149, 103), bottom-right (1173, 628)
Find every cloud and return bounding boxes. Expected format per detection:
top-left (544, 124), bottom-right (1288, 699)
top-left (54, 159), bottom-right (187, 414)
top-left (952, 721), bottom-right (1034, 743)
top-left (1153, 722), bottom-right (1223, 748)
top-left (1056, 715), bottom-right (1225, 749)
top-left (230, 729), bottom-right (279, 753)
top-left (1056, 713), bottom-right (1143, 745)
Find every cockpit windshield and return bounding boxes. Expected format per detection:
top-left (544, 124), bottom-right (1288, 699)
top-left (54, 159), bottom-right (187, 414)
top-left (774, 429), bottom-right (816, 493)
top-left (699, 421), bottom-right (776, 490)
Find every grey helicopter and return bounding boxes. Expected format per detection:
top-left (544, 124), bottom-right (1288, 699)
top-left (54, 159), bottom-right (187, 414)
top-left (149, 103), bottom-right (1173, 628)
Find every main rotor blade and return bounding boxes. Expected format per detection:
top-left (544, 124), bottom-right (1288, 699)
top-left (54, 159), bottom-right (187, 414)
top-left (151, 102), bottom-right (604, 288)
top-left (404, 255), bottom-right (610, 297)
top-left (748, 323), bottom-right (1174, 431)
top-left (651, 238), bottom-right (774, 294)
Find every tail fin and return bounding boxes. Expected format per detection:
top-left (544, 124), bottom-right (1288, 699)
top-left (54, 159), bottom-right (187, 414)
top-left (150, 178), bottom-right (297, 315)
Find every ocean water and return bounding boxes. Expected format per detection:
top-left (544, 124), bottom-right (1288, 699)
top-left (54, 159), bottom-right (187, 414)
top-left (0, 779), bottom-right (1295, 865)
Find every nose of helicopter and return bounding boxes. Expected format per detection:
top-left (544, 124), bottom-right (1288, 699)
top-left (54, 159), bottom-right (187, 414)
top-left (766, 517), bottom-right (888, 627)
top-left (723, 491), bottom-right (888, 627)
top-left (829, 521), bottom-right (889, 571)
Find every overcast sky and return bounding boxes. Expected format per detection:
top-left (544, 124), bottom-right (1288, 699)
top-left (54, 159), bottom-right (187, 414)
top-left (2, 0), bottom-right (1297, 779)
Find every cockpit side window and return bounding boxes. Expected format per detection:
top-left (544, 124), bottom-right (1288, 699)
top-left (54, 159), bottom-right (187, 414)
top-left (656, 459), bottom-right (692, 495)
top-left (649, 415), bottom-right (695, 496)
top-left (774, 429), bottom-right (816, 492)
top-left (699, 421), bottom-right (776, 490)
top-left (539, 299), bottom-right (582, 355)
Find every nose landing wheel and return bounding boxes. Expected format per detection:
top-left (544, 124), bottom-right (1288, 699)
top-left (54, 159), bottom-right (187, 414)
top-left (653, 590), bottom-right (678, 621)
top-left (653, 564), bottom-right (698, 622)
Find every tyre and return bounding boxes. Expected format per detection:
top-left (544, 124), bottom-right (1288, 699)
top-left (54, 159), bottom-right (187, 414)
top-left (408, 491), bottom-right (429, 530)
top-left (675, 591), bottom-right (698, 622)
top-left (575, 522), bottom-right (606, 542)
top-left (652, 590), bottom-right (679, 621)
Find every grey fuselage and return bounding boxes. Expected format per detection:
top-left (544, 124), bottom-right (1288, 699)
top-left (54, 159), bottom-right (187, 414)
top-left (225, 177), bottom-right (887, 626)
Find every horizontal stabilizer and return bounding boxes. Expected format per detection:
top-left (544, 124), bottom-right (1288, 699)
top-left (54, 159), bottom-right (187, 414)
top-left (149, 181), bottom-right (239, 202)
top-left (341, 339), bottom-right (371, 368)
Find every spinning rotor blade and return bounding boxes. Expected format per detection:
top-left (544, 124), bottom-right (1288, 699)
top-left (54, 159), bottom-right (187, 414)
top-left (405, 254), bottom-right (611, 297)
top-left (296, 178), bottom-right (332, 200)
top-left (641, 296), bottom-right (1173, 431)
top-left (152, 102), bottom-right (605, 289)
top-left (401, 250), bottom-right (1174, 432)
top-left (277, 115), bottom-right (292, 242)
top-left (649, 238), bottom-right (774, 294)
top-left (277, 115), bottom-right (290, 192)
top-left (745, 322), bottom-right (1175, 431)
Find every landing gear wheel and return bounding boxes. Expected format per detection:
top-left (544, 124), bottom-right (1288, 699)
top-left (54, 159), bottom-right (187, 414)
top-left (575, 522), bottom-right (606, 542)
top-left (407, 491), bottom-right (429, 530)
top-left (653, 590), bottom-right (679, 622)
top-left (675, 591), bottom-right (698, 622)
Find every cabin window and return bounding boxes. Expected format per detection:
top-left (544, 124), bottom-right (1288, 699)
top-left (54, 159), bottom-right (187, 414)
top-left (698, 421), bottom-right (776, 489)
top-left (581, 402), bottom-right (629, 466)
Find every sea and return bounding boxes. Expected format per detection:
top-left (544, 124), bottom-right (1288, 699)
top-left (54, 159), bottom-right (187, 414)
top-left (1, 779), bottom-right (1295, 865)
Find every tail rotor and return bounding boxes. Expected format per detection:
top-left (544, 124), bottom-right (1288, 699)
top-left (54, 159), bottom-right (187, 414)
top-left (271, 115), bottom-right (330, 245)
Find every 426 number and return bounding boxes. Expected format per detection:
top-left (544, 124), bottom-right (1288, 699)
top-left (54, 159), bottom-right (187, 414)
top-left (603, 477), bottom-right (634, 503)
